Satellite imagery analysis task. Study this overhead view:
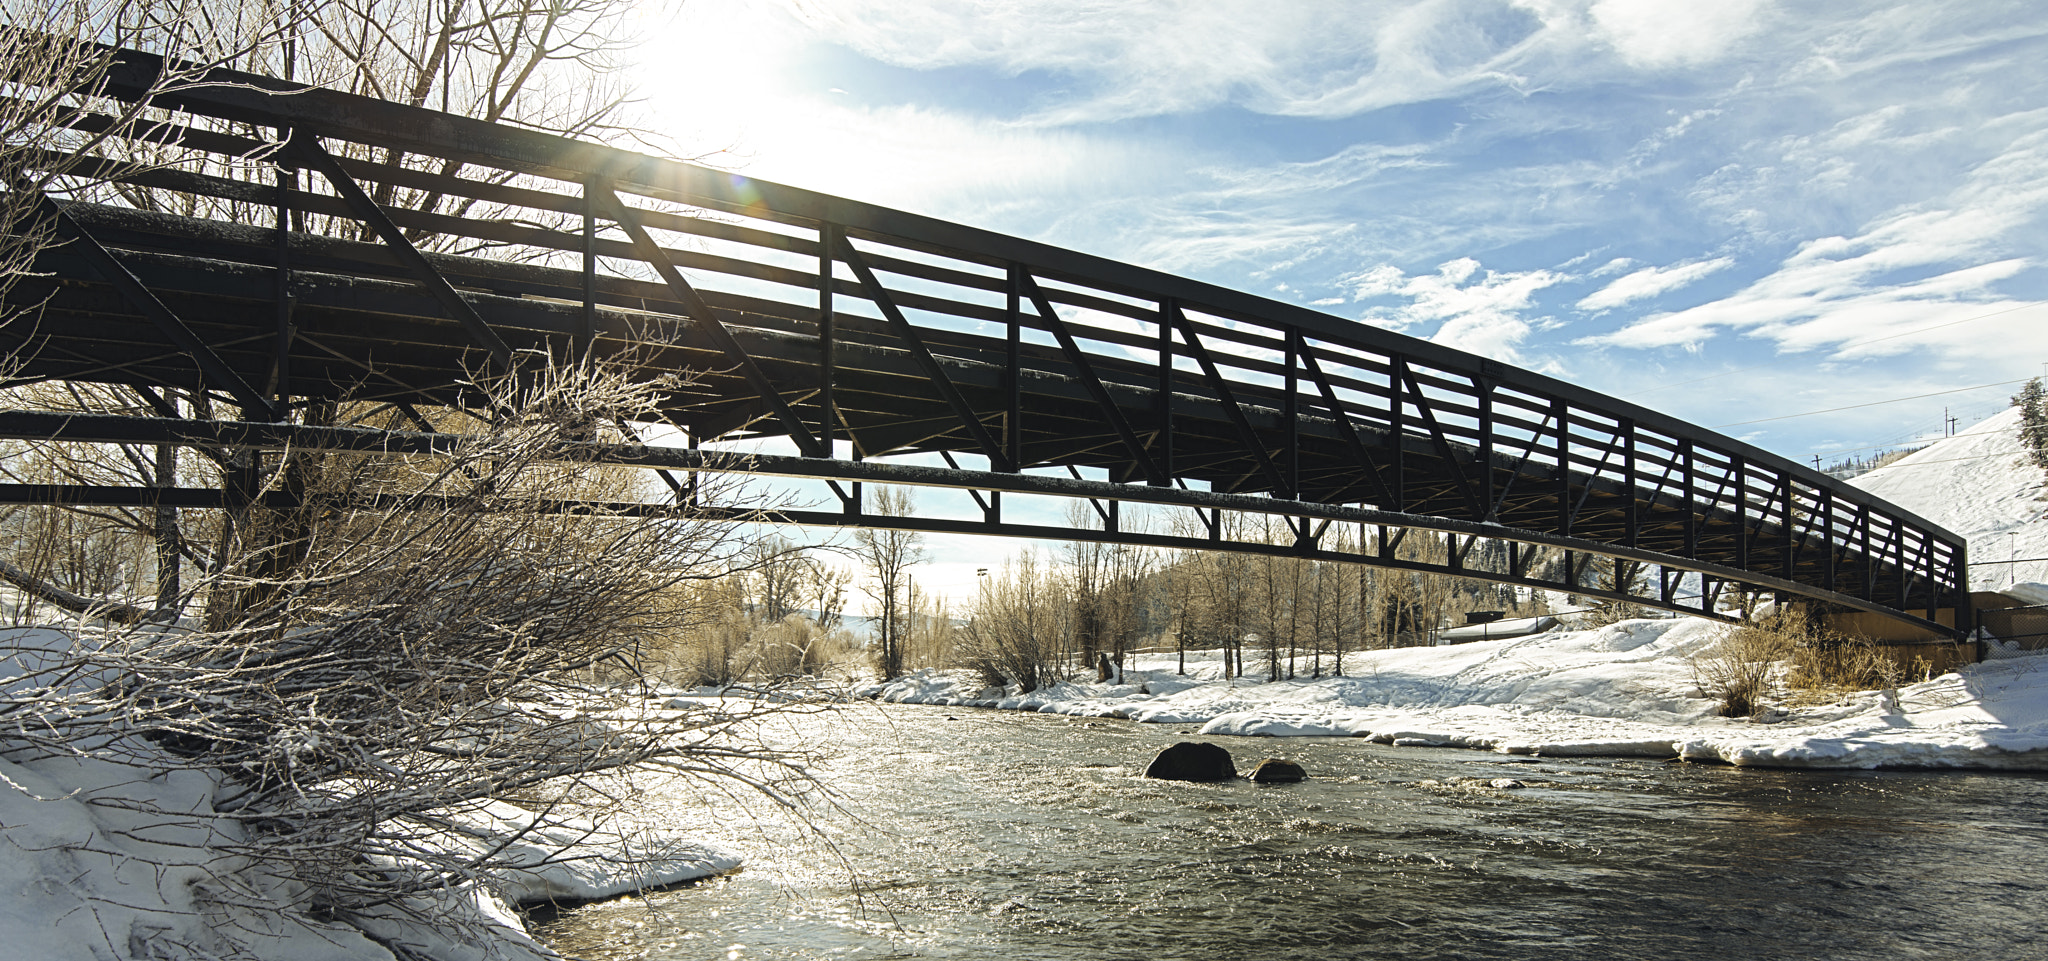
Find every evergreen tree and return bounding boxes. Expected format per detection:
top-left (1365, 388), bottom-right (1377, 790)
top-left (2014, 377), bottom-right (2048, 472)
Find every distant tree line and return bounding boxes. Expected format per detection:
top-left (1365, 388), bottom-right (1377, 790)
top-left (830, 496), bottom-right (1575, 694)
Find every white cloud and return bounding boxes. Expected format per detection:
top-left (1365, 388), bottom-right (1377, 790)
top-left (786, 0), bottom-right (1759, 124)
top-left (1578, 129), bottom-right (2048, 355)
top-left (1576, 256), bottom-right (1734, 311)
top-left (1346, 258), bottom-right (1564, 362)
top-left (630, 0), bottom-right (1154, 221)
top-left (1589, 256), bottom-right (1636, 277)
top-left (1588, 0), bottom-right (1769, 68)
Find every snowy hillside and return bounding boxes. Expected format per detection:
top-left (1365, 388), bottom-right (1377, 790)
top-left (1850, 405), bottom-right (2048, 590)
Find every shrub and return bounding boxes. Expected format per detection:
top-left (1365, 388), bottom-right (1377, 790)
top-left (1787, 637), bottom-right (1933, 691)
top-left (1695, 621), bottom-right (1794, 717)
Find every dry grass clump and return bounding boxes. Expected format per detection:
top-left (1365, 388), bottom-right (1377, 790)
top-left (1694, 620), bottom-right (1797, 718)
top-left (1698, 604), bottom-right (1942, 714)
top-left (1787, 637), bottom-right (1934, 693)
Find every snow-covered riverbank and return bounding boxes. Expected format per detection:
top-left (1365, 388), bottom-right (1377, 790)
top-left (860, 617), bottom-right (2048, 770)
top-left (0, 626), bottom-right (739, 961)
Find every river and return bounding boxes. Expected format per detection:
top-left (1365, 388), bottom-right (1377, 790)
top-left (533, 703), bottom-right (2048, 960)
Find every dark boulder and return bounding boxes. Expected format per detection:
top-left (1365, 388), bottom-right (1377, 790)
top-left (1250, 758), bottom-right (1306, 783)
top-left (1144, 741), bottom-right (1237, 781)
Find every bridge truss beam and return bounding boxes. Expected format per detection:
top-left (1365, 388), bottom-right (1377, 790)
top-left (0, 410), bottom-right (1964, 636)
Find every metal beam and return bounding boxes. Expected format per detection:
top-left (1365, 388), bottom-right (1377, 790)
top-left (1166, 301), bottom-right (1288, 494)
top-left (1296, 340), bottom-right (1399, 508)
top-left (0, 407), bottom-right (1957, 635)
top-left (1396, 358), bottom-right (1486, 521)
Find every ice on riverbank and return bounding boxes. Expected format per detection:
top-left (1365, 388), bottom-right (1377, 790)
top-left (858, 617), bottom-right (2048, 770)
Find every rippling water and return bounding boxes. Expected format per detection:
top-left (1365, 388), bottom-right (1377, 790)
top-left (533, 704), bottom-right (2048, 960)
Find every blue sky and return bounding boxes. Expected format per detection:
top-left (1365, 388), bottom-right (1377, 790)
top-left (627, 0), bottom-right (2048, 601)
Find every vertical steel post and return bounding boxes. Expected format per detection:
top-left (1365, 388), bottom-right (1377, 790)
top-left (1734, 456), bottom-right (1750, 573)
top-left (1821, 486), bottom-right (1837, 593)
top-left (1554, 398), bottom-right (1571, 537)
top-left (1622, 419), bottom-right (1638, 548)
top-left (1681, 440), bottom-right (1697, 560)
top-left (1158, 302), bottom-right (1174, 481)
top-left (1389, 355), bottom-right (1406, 512)
top-left (273, 159), bottom-right (294, 414)
top-left (1782, 474), bottom-right (1797, 581)
top-left (1476, 377), bottom-right (1493, 521)
top-left (1006, 265), bottom-right (1022, 472)
top-left (1284, 328), bottom-right (1299, 501)
top-left (1895, 524), bottom-right (1910, 613)
top-left (819, 222), bottom-right (838, 458)
top-left (580, 177), bottom-right (598, 353)
top-left (1859, 503), bottom-right (1875, 598)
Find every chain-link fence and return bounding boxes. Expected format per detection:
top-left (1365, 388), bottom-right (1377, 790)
top-left (1979, 603), bottom-right (2048, 658)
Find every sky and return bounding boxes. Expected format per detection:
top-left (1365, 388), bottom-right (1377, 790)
top-left (622, 0), bottom-right (2048, 605)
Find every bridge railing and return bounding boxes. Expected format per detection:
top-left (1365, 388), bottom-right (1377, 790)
top-left (5, 42), bottom-right (1971, 631)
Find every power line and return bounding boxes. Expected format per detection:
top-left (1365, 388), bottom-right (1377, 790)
top-left (1805, 407), bottom-right (2009, 460)
top-left (1714, 377), bottom-right (2036, 428)
top-left (1626, 300), bottom-right (2048, 399)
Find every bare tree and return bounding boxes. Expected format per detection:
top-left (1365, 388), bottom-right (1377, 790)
top-left (1575, 555), bottom-right (1649, 627)
top-left (802, 555), bottom-right (850, 631)
top-left (0, 353), bottom-right (815, 937)
top-left (1246, 517), bottom-right (1308, 681)
top-left (851, 486), bottom-right (923, 679)
top-left (901, 579), bottom-right (954, 671)
top-left (958, 549), bottom-right (1067, 693)
top-left (4, 0), bottom-right (662, 623)
top-left (748, 534), bottom-right (809, 623)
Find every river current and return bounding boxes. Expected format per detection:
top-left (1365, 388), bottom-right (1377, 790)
top-left (533, 704), bottom-right (2048, 960)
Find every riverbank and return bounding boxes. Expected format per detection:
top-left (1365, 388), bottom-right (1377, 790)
top-left (0, 625), bottom-right (739, 961)
top-left (858, 616), bottom-right (2048, 770)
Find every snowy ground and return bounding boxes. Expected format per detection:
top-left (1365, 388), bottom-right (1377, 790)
top-left (860, 617), bottom-right (2048, 770)
top-left (854, 405), bottom-right (2048, 770)
top-left (0, 626), bottom-right (739, 961)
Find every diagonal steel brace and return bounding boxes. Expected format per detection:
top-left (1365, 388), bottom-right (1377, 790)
top-left (1018, 272), bottom-right (1167, 485)
top-left (1165, 301), bottom-right (1289, 495)
top-left (590, 185), bottom-right (824, 457)
top-left (836, 234), bottom-right (1012, 471)
top-left (291, 135), bottom-right (514, 369)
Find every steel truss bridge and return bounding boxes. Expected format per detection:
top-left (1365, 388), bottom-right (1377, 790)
top-left (0, 44), bottom-right (1971, 637)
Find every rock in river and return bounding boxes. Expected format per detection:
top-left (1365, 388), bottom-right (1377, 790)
top-left (1250, 758), bottom-right (1306, 783)
top-left (1144, 741), bottom-right (1237, 781)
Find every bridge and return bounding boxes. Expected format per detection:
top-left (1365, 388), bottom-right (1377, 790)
top-left (0, 44), bottom-right (1971, 637)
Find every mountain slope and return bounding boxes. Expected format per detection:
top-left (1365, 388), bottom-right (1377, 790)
top-left (1850, 405), bottom-right (2048, 590)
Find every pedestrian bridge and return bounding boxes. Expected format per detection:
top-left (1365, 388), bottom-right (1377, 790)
top-left (0, 43), bottom-right (1971, 636)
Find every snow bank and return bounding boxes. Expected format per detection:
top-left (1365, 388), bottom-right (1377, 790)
top-left (0, 627), bottom-right (738, 960)
top-left (859, 618), bottom-right (2048, 770)
top-left (414, 799), bottom-right (742, 904)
